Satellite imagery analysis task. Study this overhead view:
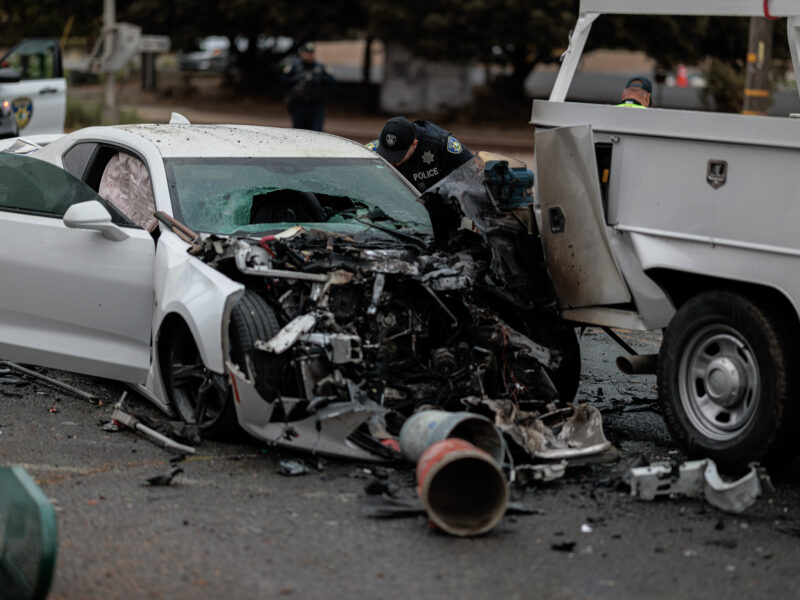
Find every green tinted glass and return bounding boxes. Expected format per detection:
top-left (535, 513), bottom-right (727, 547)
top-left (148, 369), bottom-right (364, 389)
top-left (1, 40), bottom-right (57, 80)
top-left (165, 157), bottom-right (432, 235)
top-left (0, 153), bottom-right (100, 217)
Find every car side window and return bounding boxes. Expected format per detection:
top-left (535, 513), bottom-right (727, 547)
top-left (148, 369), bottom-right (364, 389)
top-left (0, 39), bottom-right (60, 80)
top-left (0, 153), bottom-right (100, 217)
top-left (62, 142), bottom-right (98, 180)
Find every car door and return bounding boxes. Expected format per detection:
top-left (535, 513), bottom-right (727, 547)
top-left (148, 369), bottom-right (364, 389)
top-left (0, 39), bottom-right (66, 135)
top-left (0, 153), bottom-right (155, 383)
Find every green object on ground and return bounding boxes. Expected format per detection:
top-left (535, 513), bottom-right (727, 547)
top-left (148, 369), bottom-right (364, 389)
top-left (0, 466), bottom-right (58, 600)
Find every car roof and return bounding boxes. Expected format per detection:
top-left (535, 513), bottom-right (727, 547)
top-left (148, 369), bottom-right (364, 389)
top-left (109, 123), bottom-right (374, 159)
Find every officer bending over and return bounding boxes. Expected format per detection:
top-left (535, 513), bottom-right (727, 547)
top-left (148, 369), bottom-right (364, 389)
top-left (367, 117), bottom-right (473, 192)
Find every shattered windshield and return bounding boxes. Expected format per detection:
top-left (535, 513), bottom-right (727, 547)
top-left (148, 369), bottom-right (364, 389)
top-left (164, 157), bottom-right (432, 236)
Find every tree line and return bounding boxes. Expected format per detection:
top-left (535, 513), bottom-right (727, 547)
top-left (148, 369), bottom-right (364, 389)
top-left (1, 1), bottom-right (787, 106)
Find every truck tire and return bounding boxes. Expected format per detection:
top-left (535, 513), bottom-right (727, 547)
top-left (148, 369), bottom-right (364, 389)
top-left (657, 290), bottom-right (794, 472)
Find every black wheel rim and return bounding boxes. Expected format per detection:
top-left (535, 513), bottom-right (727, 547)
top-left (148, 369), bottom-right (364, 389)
top-left (169, 332), bottom-right (230, 427)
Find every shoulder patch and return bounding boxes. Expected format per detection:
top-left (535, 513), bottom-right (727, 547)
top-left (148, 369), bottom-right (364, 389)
top-left (366, 139), bottom-right (379, 152)
top-left (447, 136), bottom-right (463, 154)
top-left (283, 64), bottom-right (292, 74)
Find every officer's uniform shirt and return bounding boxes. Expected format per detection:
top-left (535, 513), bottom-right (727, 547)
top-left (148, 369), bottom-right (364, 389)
top-left (367, 120), bottom-right (473, 192)
top-left (281, 59), bottom-right (335, 107)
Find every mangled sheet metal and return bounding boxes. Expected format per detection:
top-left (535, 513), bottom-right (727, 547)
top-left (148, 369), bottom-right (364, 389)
top-left (464, 398), bottom-right (618, 465)
top-left (192, 154), bottom-right (584, 461)
top-left (628, 459), bottom-right (770, 514)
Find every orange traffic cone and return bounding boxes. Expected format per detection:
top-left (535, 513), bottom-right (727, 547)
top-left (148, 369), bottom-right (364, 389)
top-left (676, 64), bottom-right (689, 88)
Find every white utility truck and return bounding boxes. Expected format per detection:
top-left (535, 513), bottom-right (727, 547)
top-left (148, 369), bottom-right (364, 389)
top-left (532, 0), bottom-right (800, 471)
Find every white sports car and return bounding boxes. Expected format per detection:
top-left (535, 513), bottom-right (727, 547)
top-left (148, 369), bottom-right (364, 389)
top-left (0, 120), bottom-right (577, 460)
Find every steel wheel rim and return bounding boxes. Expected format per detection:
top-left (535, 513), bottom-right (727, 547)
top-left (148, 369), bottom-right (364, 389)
top-left (678, 324), bottom-right (759, 441)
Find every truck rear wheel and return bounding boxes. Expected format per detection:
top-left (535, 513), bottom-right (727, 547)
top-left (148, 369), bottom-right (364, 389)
top-left (657, 291), bottom-right (793, 472)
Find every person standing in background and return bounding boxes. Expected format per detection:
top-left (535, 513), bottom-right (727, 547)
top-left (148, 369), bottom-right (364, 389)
top-left (281, 42), bottom-right (336, 131)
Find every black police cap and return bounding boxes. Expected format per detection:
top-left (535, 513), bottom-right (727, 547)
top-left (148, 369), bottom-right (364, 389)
top-left (376, 117), bottom-right (416, 163)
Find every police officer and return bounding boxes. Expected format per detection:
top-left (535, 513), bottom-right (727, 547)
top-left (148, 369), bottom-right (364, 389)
top-left (617, 76), bottom-right (652, 108)
top-left (367, 117), bottom-right (473, 192)
top-left (280, 42), bottom-right (336, 131)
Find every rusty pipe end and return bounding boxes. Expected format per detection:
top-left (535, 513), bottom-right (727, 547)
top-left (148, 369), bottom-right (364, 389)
top-left (616, 354), bottom-right (659, 375)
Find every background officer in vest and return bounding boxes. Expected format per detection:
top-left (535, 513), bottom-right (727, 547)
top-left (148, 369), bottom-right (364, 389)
top-left (367, 117), bottom-right (473, 192)
top-left (281, 42), bottom-right (336, 131)
top-left (617, 76), bottom-right (652, 108)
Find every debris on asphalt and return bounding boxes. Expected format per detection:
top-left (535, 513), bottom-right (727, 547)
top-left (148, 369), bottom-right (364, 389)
top-left (628, 459), bottom-right (770, 514)
top-left (98, 418), bottom-right (120, 432)
top-left (464, 398), bottom-right (618, 465)
top-left (364, 477), bottom-right (400, 497)
top-left (111, 393), bottom-right (196, 455)
top-left (358, 494), bottom-right (540, 520)
top-left (278, 460), bottom-right (310, 476)
top-left (165, 421), bottom-right (202, 446)
top-left (0, 360), bottom-right (97, 402)
top-left (776, 523), bottom-right (800, 538)
top-left (358, 495), bottom-right (426, 519)
top-left (145, 465), bottom-right (184, 487)
top-left (550, 540), bottom-right (577, 552)
top-left (513, 461), bottom-right (567, 484)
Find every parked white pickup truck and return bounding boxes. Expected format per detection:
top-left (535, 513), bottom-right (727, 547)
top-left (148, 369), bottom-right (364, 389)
top-left (532, 0), bottom-right (800, 471)
top-left (0, 38), bottom-right (66, 135)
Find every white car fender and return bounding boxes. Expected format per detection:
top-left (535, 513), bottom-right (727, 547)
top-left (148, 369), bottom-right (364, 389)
top-left (153, 232), bottom-right (244, 375)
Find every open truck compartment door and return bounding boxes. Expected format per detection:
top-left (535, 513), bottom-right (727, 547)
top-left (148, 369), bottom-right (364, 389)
top-left (534, 124), bottom-right (631, 310)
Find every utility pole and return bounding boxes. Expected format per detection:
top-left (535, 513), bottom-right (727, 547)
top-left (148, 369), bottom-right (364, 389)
top-left (742, 17), bottom-right (774, 116)
top-left (102, 0), bottom-right (118, 124)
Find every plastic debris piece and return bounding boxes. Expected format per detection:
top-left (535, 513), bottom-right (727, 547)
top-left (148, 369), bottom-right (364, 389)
top-left (513, 462), bottom-right (567, 484)
top-left (145, 466), bottom-right (183, 487)
top-left (278, 460), bottom-right (309, 476)
top-left (628, 459), bottom-right (768, 514)
top-left (98, 419), bottom-right (120, 432)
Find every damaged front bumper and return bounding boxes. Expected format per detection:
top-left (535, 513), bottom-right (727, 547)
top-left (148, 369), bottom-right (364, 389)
top-left (228, 361), bottom-right (386, 461)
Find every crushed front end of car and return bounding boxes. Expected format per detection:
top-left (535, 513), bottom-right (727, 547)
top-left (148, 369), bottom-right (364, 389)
top-left (193, 154), bottom-right (581, 461)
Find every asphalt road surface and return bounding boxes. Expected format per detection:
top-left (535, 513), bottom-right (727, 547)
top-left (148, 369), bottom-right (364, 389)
top-left (2, 328), bottom-right (800, 600)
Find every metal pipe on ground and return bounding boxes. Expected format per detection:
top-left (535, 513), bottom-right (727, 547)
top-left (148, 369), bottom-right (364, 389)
top-left (616, 354), bottom-right (659, 375)
top-left (399, 411), bottom-right (505, 464)
top-left (416, 438), bottom-right (509, 537)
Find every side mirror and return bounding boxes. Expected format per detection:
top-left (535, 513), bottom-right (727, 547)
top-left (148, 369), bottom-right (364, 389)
top-left (63, 200), bottom-right (129, 241)
top-left (0, 67), bottom-right (21, 84)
